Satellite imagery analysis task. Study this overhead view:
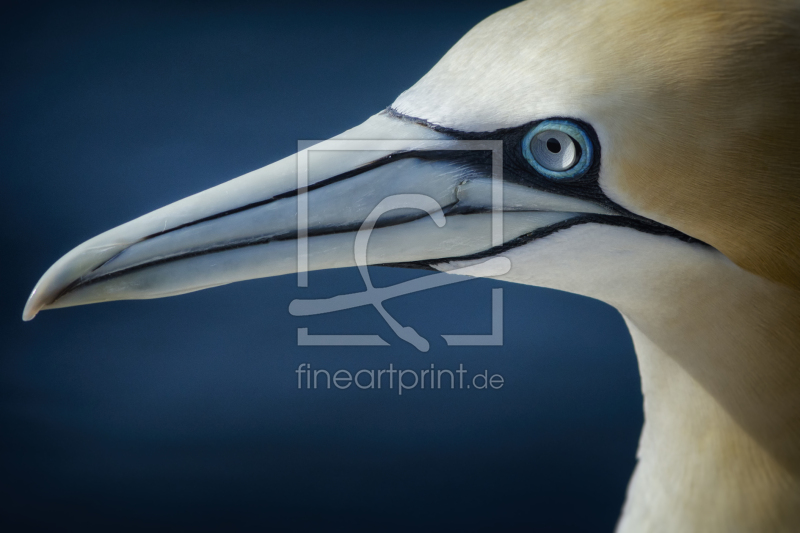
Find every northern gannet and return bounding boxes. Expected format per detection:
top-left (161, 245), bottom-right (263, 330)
top-left (22, 0), bottom-right (800, 531)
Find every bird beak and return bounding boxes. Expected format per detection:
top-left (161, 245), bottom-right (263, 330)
top-left (23, 111), bottom-right (613, 321)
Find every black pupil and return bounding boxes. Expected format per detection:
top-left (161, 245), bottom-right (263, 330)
top-left (546, 138), bottom-right (561, 153)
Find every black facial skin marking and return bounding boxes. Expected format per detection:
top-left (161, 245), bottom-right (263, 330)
top-left (381, 107), bottom-right (706, 270)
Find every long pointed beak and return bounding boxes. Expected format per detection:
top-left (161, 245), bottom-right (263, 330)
top-left (23, 111), bottom-right (613, 321)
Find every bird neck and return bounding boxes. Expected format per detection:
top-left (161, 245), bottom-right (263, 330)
top-left (616, 319), bottom-right (800, 533)
top-left (496, 225), bottom-right (800, 530)
top-left (540, 227), bottom-right (800, 531)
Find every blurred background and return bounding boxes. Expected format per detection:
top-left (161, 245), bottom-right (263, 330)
top-left (1, 1), bottom-right (643, 531)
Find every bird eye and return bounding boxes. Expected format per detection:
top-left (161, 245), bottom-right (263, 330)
top-left (522, 120), bottom-right (593, 179)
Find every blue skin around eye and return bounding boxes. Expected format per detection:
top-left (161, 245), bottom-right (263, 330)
top-left (522, 120), bottom-right (593, 180)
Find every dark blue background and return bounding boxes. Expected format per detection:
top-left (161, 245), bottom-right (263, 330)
top-left (1, 1), bottom-right (643, 531)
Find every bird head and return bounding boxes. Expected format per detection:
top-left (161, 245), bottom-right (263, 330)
top-left (23, 0), bottom-right (800, 321)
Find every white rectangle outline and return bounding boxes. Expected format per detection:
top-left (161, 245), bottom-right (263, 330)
top-left (294, 139), bottom-right (504, 348)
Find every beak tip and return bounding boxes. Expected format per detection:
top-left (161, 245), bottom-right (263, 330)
top-left (22, 287), bottom-right (44, 322)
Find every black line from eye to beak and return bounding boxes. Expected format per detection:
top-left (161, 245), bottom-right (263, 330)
top-left (137, 150), bottom-right (489, 244)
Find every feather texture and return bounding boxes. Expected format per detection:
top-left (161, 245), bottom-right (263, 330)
top-left (395, 0), bottom-right (800, 289)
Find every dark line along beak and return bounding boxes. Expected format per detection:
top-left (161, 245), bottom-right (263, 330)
top-left (23, 111), bottom-right (616, 321)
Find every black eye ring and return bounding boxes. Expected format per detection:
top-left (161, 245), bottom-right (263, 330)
top-left (522, 120), bottom-right (593, 179)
